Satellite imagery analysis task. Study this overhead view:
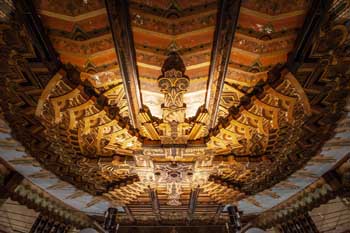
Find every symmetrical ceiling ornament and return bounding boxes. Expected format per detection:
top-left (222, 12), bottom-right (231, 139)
top-left (158, 52), bottom-right (190, 144)
top-left (0, 0), bottom-right (350, 226)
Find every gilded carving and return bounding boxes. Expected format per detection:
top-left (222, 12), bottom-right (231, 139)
top-left (1, 0), bottom-right (350, 225)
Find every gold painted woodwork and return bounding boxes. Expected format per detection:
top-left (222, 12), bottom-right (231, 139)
top-left (1, 0), bottom-right (350, 225)
top-left (36, 69), bottom-right (141, 157)
top-left (208, 70), bottom-right (311, 156)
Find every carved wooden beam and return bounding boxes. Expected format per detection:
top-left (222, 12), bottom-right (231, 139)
top-left (104, 208), bottom-right (118, 233)
top-left (256, 156), bottom-right (350, 228)
top-left (148, 188), bottom-right (161, 223)
top-left (124, 206), bottom-right (136, 223)
top-left (213, 205), bottom-right (224, 224)
top-left (255, 179), bottom-right (335, 228)
top-left (14, 0), bottom-right (61, 75)
top-left (287, 0), bottom-right (331, 73)
top-left (227, 206), bottom-right (241, 232)
top-left (105, 0), bottom-right (143, 127)
top-left (187, 187), bottom-right (200, 223)
top-left (204, 0), bottom-right (241, 128)
top-left (10, 180), bottom-right (92, 229)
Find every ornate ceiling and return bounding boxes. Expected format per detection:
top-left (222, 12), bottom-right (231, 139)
top-left (0, 0), bottom-right (350, 227)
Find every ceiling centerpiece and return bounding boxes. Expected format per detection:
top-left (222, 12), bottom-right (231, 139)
top-left (158, 52), bottom-right (190, 145)
top-left (133, 52), bottom-right (214, 207)
top-left (2, 0), bottom-right (350, 225)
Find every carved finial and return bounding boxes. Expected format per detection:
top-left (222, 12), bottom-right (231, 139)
top-left (157, 52), bottom-right (190, 144)
top-left (167, 41), bottom-right (179, 52)
top-left (161, 52), bottom-right (186, 74)
top-left (164, 1), bottom-right (182, 18)
top-left (158, 52), bottom-right (189, 109)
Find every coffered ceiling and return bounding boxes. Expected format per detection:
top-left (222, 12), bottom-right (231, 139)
top-left (0, 0), bottom-right (349, 227)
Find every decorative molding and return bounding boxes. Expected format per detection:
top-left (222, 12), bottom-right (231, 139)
top-left (12, 180), bottom-right (92, 228)
top-left (105, 0), bottom-right (143, 127)
top-left (205, 0), bottom-right (241, 128)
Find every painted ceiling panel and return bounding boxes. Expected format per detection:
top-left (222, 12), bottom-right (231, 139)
top-left (0, 0), bottom-right (349, 228)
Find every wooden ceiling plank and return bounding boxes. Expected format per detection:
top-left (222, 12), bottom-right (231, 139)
top-left (204, 0), bottom-right (242, 128)
top-left (105, 0), bottom-right (143, 127)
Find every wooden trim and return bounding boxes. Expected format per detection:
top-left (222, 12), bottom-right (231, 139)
top-left (124, 206), bottom-right (136, 223)
top-left (187, 187), bottom-right (200, 223)
top-left (105, 0), bottom-right (143, 127)
top-left (204, 0), bottom-right (241, 128)
top-left (213, 205), bottom-right (224, 224)
top-left (148, 188), bottom-right (161, 223)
